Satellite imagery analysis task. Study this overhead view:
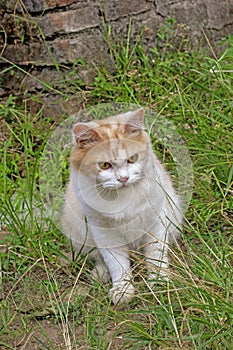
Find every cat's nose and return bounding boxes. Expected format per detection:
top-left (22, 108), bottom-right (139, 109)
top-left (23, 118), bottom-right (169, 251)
top-left (117, 176), bottom-right (129, 183)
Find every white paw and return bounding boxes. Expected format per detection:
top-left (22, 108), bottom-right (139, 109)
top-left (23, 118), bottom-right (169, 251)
top-left (109, 281), bottom-right (135, 305)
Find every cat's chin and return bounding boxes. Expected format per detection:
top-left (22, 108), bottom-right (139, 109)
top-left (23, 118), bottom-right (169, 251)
top-left (103, 182), bottom-right (131, 190)
top-left (103, 184), bottom-right (128, 191)
top-left (118, 183), bottom-right (131, 189)
top-left (102, 178), bottom-right (141, 190)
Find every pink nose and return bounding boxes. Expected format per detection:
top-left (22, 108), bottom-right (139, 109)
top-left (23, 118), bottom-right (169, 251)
top-left (117, 176), bottom-right (129, 183)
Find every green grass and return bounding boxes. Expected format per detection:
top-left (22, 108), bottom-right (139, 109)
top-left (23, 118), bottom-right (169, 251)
top-left (0, 28), bottom-right (233, 349)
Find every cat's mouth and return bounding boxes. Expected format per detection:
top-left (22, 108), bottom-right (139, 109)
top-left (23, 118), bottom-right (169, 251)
top-left (102, 176), bottom-right (143, 190)
top-left (99, 181), bottom-right (131, 191)
top-left (105, 183), bottom-right (129, 190)
top-left (97, 174), bottom-right (143, 192)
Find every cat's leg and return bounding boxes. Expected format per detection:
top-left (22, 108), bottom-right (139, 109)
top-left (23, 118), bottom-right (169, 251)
top-left (100, 248), bottom-right (134, 304)
top-left (144, 236), bottom-right (169, 284)
top-left (91, 252), bottom-right (110, 283)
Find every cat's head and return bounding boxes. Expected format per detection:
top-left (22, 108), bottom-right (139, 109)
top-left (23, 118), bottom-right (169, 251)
top-left (70, 109), bottom-right (150, 190)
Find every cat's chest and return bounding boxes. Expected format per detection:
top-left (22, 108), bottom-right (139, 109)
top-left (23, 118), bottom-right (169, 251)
top-left (87, 203), bottom-right (158, 248)
top-left (87, 184), bottom-right (161, 225)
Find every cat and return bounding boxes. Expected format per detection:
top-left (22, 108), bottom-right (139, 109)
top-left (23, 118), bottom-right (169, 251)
top-left (62, 108), bottom-right (182, 304)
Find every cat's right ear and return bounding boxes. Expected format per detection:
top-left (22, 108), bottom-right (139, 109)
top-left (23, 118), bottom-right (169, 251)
top-left (73, 123), bottom-right (100, 147)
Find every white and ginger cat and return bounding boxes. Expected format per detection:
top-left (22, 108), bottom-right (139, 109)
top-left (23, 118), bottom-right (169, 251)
top-left (62, 108), bottom-right (182, 304)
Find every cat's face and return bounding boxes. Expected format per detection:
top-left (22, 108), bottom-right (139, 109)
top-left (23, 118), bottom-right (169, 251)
top-left (70, 109), bottom-right (149, 190)
top-left (93, 138), bottom-right (148, 190)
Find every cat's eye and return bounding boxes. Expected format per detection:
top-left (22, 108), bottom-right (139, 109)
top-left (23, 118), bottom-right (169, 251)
top-left (127, 154), bottom-right (138, 163)
top-left (98, 162), bottom-right (112, 170)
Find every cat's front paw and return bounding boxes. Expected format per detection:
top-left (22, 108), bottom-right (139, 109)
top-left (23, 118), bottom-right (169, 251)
top-left (109, 281), bottom-right (135, 305)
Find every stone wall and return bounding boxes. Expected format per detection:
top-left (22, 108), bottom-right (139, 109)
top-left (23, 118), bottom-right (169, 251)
top-left (0, 0), bottom-right (233, 116)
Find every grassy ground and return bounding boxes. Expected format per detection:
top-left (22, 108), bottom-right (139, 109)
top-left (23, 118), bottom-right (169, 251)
top-left (0, 31), bottom-right (233, 349)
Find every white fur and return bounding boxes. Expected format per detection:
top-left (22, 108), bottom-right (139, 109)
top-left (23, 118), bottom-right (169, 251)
top-left (62, 112), bottom-right (182, 304)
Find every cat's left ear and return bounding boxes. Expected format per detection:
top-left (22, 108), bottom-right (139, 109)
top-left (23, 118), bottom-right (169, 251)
top-left (125, 108), bottom-right (144, 134)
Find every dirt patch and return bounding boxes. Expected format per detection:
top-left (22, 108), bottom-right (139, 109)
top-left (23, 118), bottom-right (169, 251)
top-left (9, 319), bottom-right (74, 350)
top-left (0, 257), bottom-right (132, 350)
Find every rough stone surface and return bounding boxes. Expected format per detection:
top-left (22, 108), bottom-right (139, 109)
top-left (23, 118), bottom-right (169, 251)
top-left (102, 0), bottom-right (151, 21)
top-left (1, 35), bottom-right (109, 65)
top-left (21, 0), bottom-right (77, 12)
top-left (0, 0), bottom-right (233, 117)
top-left (38, 7), bottom-right (101, 36)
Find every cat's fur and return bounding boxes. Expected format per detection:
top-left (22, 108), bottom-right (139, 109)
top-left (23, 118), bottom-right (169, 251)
top-left (62, 108), bottom-right (182, 304)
